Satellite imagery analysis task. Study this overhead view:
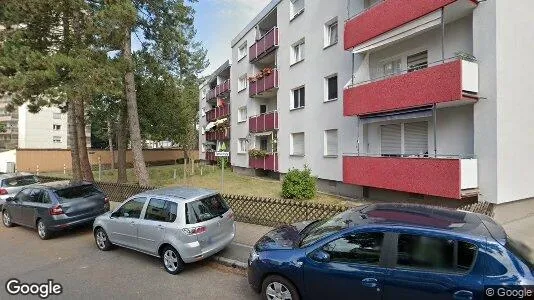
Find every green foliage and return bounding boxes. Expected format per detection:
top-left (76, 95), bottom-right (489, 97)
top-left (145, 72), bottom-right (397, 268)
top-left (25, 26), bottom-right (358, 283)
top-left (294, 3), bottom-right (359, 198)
top-left (281, 165), bottom-right (317, 200)
top-left (248, 149), bottom-right (269, 158)
top-left (217, 157), bottom-right (230, 169)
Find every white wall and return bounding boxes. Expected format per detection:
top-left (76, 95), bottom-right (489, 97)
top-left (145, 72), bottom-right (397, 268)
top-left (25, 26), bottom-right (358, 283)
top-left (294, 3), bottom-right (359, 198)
top-left (0, 149), bottom-right (16, 173)
top-left (18, 104), bottom-right (68, 149)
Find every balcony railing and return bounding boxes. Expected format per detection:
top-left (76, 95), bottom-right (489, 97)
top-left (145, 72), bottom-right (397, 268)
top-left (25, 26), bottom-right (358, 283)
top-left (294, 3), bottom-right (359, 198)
top-left (206, 79), bottom-right (231, 101)
top-left (249, 69), bottom-right (279, 97)
top-left (343, 154), bottom-right (478, 199)
top-left (344, 58), bottom-right (479, 116)
top-left (249, 153), bottom-right (278, 172)
top-left (206, 128), bottom-right (230, 141)
top-left (206, 104), bottom-right (230, 122)
top-left (206, 151), bottom-right (216, 162)
top-left (249, 111), bottom-right (278, 133)
top-left (249, 27), bottom-right (279, 62)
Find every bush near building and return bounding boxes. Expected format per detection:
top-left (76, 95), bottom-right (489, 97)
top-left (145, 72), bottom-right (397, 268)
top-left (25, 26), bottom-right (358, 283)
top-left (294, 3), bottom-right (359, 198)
top-left (282, 165), bottom-right (317, 200)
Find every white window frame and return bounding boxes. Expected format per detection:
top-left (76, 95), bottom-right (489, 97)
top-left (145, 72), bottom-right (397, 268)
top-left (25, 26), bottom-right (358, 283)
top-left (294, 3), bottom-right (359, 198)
top-left (290, 0), bottom-right (305, 20)
top-left (324, 74), bottom-right (338, 102)
top-left (324, 18), bottom-right (338, 48)
top-left (291, 86), bottom-right (305, 110)
top-left (201, 126), bottom-right (205, 135)
top-left (238, 74), bottom-right (248, 92)
top-left (324, 129), bottom-right (339, 157)
top-left (237, 106), bottom-right (248, 123)
top-left (53, 113), bottom-right (61, 120)
top-left (53, 124), bottom-right (61, 131)
top-left (238, 42), bottom-right (248, 61)
top-left (291, 39), bottom-right (305, 65)
top-left (238, 138), bottom-right (248, 154)
top-left (290, 132), bottom-right (305, 156)
top-left (52, 136), bottom-right (62, 143)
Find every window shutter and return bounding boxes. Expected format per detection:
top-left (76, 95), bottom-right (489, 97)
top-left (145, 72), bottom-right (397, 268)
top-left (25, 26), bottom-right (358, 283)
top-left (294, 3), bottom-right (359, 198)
top-left (408, 51), bottom-right (428, 72)
top-left (380, 124), bottom-right (401, 155)
top-left (404, 122), bottom-right (428, 155)
top-left (325, 130), bottom-right (338, 156)
top-left (292, 133), bottom-right (305, 155)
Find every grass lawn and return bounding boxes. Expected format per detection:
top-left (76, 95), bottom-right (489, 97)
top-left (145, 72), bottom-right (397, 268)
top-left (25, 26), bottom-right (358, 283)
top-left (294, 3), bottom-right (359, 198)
top-left (44, 164), bottom-right (356, 206)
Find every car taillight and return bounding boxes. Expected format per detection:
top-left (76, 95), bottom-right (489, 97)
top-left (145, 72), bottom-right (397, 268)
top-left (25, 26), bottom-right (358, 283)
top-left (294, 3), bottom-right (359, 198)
top-left (227, 212), bottom-right (234, 220)
top-left (104, 197), bottom-right (109, 204)
top-left (49, 205), bottom-right (64, 216)
top-left (182, 226), bottom-right (206, 236)
top-left (0, 189), bottom-right (8, 195)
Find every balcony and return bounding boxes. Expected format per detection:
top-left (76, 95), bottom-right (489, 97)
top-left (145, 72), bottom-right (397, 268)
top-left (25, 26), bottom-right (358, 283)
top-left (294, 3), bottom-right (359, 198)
top-left (343, 156), bottom-right (478, 199)
top-left (344, 0), bottom-right (478, 51)
top-left (249, 27), bottom-right (279, 63)
top-left (206, 151), bottom-right (216, 162)
top-left (249, 111), bottom-right (278, 133)
top-left (249, 69), bottom-right (279, 98)
top-left (206, 128), bottom-right (230, 141)
top-left (206, 80), bottom-right (231, 101)
top-left (206, 104), bottom-right (230, 122)
top-left (249, 153), bottom-right (279, 172)
top-left (344, 59), bottom-right (478, 116)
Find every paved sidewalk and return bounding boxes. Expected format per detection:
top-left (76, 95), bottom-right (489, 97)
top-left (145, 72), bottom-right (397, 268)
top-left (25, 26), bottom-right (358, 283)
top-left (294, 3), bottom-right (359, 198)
top-left (502, 215), bottom-right (534, 253)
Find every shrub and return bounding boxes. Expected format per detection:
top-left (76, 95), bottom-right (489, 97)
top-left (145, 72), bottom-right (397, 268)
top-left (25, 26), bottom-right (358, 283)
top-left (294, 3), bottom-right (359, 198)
top-left (281, 165), bottom-right (317, 200)
top-left (217, 157), bottom-right (230, 169)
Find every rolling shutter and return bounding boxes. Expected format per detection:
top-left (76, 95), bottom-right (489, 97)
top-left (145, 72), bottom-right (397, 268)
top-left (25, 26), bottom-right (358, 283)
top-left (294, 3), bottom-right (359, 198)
top-left (404, 122), bottom-right (428, 155)
top-left (408, 51), bottom-right (428, 72)
top-left (325, 129), bottom-right (338, 156)
top-left (292, 133), bottom-right (305, 155)
top-left (380, 124), bottom-right (401, 155)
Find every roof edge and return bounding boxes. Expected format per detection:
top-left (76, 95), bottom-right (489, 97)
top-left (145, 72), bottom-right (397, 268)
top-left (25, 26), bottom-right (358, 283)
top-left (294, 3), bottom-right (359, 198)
top-left (231, 0), bottom-right (282, 48)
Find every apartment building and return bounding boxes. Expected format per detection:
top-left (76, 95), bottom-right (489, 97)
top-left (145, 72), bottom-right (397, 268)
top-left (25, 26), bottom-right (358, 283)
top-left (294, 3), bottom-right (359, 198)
top-left (204, 0), bottom-right (534, 220)
top-left (0, 96), bottom-right (19, 150)
top-left (198, 61), bottom-right (231, 164)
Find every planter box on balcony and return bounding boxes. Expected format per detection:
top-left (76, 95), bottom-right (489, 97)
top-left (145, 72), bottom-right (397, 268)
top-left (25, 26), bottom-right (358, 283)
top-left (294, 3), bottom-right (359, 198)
top-left (249, 153), bottom-right (278, 172)
top-left (249, 27), bottom-right (279, 62)
top-left (343, 156), bottom-right (478, 199)
top-left (249, 111), bottom-right (278, 133)
top-left (344, 59), bottom-right (478, 116)
top-left (249, 69), bottom-right (279, 97)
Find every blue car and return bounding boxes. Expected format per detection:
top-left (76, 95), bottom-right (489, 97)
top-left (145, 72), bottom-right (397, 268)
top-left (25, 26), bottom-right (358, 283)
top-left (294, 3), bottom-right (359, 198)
top-left (248, 204), bottom-right (534, 300)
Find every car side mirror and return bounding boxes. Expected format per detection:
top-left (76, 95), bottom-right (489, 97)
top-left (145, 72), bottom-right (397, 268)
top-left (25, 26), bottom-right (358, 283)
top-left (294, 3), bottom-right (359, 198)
top-left (5, 197), bottom-right (14, 202)
top-left (310, 250), bottom-right (331, 263)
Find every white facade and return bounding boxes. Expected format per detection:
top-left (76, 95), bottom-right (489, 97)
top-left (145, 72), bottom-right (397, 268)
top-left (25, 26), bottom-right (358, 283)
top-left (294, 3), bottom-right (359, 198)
top-left (18, 104), bottom-right (69, 149)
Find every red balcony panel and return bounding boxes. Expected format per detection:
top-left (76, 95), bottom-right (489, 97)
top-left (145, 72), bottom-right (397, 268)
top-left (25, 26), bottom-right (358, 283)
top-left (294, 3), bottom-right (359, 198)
top-left (249, 27), bottom-right (279, 62)
top-left (249, 153), bottom-right (278, 172)
top-left (344, 60), bottom-right (464, 116)
top-left (206, 151), bottom-right (216, 162)
top-left (343, 156), bottom-right (462, 199)
top-left (249, 69), bottom-right (279, 97)
top-left (249, 111), bottom-right (278, 133)
top-left (344, 0), bottom-right (459, 50)
top-left (206, 104), bottom-right (230, 122)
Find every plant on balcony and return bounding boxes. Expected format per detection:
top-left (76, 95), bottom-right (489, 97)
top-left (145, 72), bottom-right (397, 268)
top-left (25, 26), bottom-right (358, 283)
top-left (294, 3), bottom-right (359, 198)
top-left (454, 51), bottom-right (477, 62)
top-left (248, 76), bottom-right (257, 82)
top-left (248, 149), bottom-right (269, 158)
top-left (281, 165), bottom-right (317, 200)
top-left (261, 67), bottom-right (273, 76)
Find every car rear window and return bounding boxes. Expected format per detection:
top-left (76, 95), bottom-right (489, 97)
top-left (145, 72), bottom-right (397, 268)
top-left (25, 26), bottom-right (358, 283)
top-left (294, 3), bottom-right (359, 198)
top-left (2, 175), bottom-right (39, 187)
top-left (185, 194), bottom-right (229, 224)
top-left (55, 184), bottom-right (102, 202)
top-left (506, 237), bottom-right (534, 270)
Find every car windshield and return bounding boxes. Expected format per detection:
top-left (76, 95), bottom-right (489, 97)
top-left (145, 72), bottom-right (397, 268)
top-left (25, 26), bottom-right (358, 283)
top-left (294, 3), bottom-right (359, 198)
top-left (186, 194), bottom-right (229, 224)
top-left (2, 175), bottom-right (39, 187)
top-left (506, 237), bottom-right (534, 270)
top-left (55, 184), bottom-right (102, 202)
top-left (300, 209), bottom-right (360, 247)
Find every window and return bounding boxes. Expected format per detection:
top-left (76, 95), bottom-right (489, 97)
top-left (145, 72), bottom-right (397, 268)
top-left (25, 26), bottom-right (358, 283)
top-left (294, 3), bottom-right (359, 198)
top-left (2, 175), bottom-right (39, 187)
top-left (115, 198), bottom-right (146, 219)
top-left (55, 184), bottom-right (102, 202)
top-left (185, 194), bottom-right (229, 224)
top-left (238, 138), bottom-right (247, 154)
top-left (408, 50), bottom-right (428, 72)
top-left (381, 124), bottom-right (401, 155)
top-left (325, 75), bottom-right (338, 101)
top-left (324, 129), bottom-right (338, 156)
top-left (144, 199), bottom-right (178, 223)
top-left (290, 0), bottom-right (304, 20)
top-left (238, 42), bottom-right (247, 61)
top-left (238, 74), bottom-right (248, 92)
top-left (383, 59), bottom-right (402, 77)
top-left (259, 138), bottom-right (268, 151)
top-left (290, 132), bottom-right (305, 156)
top-left (380, 122), bottom-right (428, 156)
top-left (260, 105), bottom-right (267, 114)
top-left (396, 234), bottom-right (477, 273)
top-left (291, 39), bottom-right (305, 65)
top-left (53, 113), bottom-right (61, 119)
top-left (292, 86), bottom-right (305, 109)
top-left (322, 232), bottom-right (384, 265)
top-left (324, 19), bottom-right (338, 48)
top-left (238, 106), bottom-right (247, 123)
top-left (53, 136), bottom-right (62, 143)
top-left (53, 124), bottom-right (61, 131)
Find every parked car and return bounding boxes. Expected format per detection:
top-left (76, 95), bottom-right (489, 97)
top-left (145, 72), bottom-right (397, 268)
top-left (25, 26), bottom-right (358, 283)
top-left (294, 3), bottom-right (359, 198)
top-left (248, 203), bottom-right (534, 300)
top-left (1, 181), bottom-right (110, 239)
top-left (0, 173), bottom-right (40, 208)
top-left (93, 187), bottom-right (235, 275)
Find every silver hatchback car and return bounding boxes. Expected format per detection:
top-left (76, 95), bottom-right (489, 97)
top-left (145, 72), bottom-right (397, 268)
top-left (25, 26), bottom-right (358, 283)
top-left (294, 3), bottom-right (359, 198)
top-left (93, 187), bottom-right (235, 274)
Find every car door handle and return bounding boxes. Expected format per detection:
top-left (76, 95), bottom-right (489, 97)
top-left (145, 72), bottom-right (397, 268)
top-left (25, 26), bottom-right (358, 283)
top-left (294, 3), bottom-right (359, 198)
top-left (129, 221), bottom-right (136, 226)
top-left (361, 278), bottom-right (378, 288)
top-left (157, 225), bottom-right (164, 230)
top-left (454, 290), bottom-right (473, 300)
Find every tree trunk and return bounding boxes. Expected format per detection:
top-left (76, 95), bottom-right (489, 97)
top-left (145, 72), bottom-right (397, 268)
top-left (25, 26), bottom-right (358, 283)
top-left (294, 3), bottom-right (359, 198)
top-left (67, 101), bottom-right (82, 182)
top-left (107, 119), bottom-right (115, 170)
top-left (74, 98), bottom-right (94, 182)
top-left (122, 28), bottom-right (149, 186)
top-left (116, 102), bottom-right (128, 183)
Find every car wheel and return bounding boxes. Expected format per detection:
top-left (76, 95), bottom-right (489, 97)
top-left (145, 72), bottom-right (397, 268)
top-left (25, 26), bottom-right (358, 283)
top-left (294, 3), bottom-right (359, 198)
top-left (2, 210), bottom-right (13, 228)
top-left (94, 228), bottom-right (113, 251)
top-left (262, 275), bottom-right (300, 300)
top-left (161, 246), bottom-right (185, 275)
top-left (36, 220), bottom-right (51, 240)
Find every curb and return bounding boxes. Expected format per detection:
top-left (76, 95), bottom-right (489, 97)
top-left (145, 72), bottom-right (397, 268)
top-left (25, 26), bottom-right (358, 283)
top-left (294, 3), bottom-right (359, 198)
top-left (212, 256), bottom-right (248, 270)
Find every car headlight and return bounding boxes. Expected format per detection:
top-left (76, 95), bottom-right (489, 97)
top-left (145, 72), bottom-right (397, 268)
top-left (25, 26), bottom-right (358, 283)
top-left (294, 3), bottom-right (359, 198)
top-left (249, 248), bottom-right (259, 263)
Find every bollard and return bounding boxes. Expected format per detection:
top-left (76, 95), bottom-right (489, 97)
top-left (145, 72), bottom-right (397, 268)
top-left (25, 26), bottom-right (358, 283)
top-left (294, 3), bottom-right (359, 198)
top-left (183, 159), bottom-right (187, 179)
top-left (173, 169), bottom-right (177, 180)
top-left (63, 164), bottom-right (66, 175)
top-left (200, 162), bottom-right (203, 176)
top-left (36, 165), bottom-right (39, 176)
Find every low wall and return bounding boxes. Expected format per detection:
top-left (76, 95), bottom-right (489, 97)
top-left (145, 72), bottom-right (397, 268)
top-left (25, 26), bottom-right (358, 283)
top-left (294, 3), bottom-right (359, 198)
top-left (17, 149), bottom-right (199, 173)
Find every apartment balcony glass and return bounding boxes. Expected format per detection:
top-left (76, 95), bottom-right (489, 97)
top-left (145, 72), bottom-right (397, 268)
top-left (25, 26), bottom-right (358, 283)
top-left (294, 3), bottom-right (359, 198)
top-left (249, 111), bottom-right (278, 133)
top-left (249, 27), bottom-right (279, 63)
top-left (249, 69), bottom-right (279, 98)
top-left (249, 153), bottom-right (278, 172)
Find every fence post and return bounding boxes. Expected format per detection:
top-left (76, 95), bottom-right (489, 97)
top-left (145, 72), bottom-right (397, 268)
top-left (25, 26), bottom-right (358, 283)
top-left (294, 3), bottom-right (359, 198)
top-left (183, 158), bottom-right (187, 179)
top-left (63, 164), bottom-right (66, 175)
top-left (98, 156), bottom-right (102, 181)
top-left (191, 158), bottom-right (194, 175)
top-left (200, 162), bottom-right (203, 176)
top-left (36, 165), bottom-right (39, 175)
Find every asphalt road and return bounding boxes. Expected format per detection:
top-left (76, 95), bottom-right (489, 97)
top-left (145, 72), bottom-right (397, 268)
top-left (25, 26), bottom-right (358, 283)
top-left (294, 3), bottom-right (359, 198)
top-left (0, 222), bottom-right (259, 300)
